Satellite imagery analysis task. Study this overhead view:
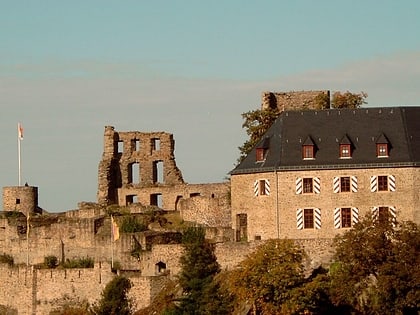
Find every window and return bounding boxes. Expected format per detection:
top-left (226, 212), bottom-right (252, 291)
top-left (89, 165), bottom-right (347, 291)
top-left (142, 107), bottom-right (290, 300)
top-left (341, 208), bottom-right (352, 228)
top-left (256, 148), bottom-right (266, 161)
top-left (302, 145), bottom-right (314, 159)
top-left (377, 144), bottom-right (388, 157)
top-left (303, 209), bottom-right (314, 229)
top-left (340, 144), bottom-right (351, 158)
top-left (254, 179), bottom-right (270, 196)
top-left (340, 177), bottom-right (350, 192)
top-left (303, 178), bottom-right (313, 193)
top-left (378, 206), bottom-right (389, 224)
top-left (334, 207), bottom-right (358, 229)
top-left (378, 176), bottom-right (388, 191)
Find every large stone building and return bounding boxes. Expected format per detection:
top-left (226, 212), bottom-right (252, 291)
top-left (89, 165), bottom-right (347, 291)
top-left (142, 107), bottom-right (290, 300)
top-left (230, 106), bottom-right (420, 241)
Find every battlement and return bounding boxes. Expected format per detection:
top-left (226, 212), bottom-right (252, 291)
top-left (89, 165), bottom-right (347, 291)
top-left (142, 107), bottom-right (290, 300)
top-left (261, 90), bottom-right (330, 112)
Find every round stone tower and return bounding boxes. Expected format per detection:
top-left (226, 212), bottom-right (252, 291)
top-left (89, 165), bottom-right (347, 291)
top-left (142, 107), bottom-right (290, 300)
top-left (2, 185), bottom-right (40, 215)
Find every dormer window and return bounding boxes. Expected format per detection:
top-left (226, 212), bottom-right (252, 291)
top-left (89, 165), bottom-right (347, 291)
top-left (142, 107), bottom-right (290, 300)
top-left (376, 134), bottom-right (389, 158)
top-left (302, 136), bottom-right (315, 160)
top-left (339, 135), bottom-right (353, 159)
top-left (256, 137), bottom-right (270, 162)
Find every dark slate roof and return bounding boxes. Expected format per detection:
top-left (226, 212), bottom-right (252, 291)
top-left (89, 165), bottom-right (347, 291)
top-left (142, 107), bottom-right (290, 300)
top-left (231, 107), bottom-right (420, 175)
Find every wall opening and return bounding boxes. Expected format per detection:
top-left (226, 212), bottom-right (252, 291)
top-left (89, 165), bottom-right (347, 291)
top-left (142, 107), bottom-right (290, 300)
top-left (15, 199), bottom-right (20, 205)
top-left (175, 195), bottom-right (183, 211)
top-left (151, 138), bottom-right (161, 151)
top-left (236, 213), bottom-right (248, 242)
top-left (132, 139), bottom-right (140, 151)
top-left (153, 161), bottom-right (164, 184)
top-left (128, 162), bottom-right (140, 184)
top-left (190, 192), bottom-right (200, 197)
top-left (155, 261), bottom-right (167, 274)
top-left (150, 193), bottom-right (163, 208)
top-left (126, 195), bottom-right (138, 205)
top-left (118, 141), bottom-right (124, 153)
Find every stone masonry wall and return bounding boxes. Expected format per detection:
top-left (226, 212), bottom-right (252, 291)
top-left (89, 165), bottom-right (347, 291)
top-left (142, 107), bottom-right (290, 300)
top-left (231, 166), bottom-right (418, 241)
top-left (261, 90), bottom-right (330, 112)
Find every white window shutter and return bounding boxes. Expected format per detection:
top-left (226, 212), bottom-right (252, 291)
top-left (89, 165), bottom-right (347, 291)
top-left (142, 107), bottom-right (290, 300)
top-left (314, 208), bottom-right (321, 229)
top-left (333, 177), bottom-right (340, 193)
top-left (370, 176), bottom-right (378, 192)
top-left (372, 206), bottom-right (379, 221)
top-left (389, 206), bottom-right (397, 221)
top-left (296, 209), bottom-right (303, 230)
top-left (253, 180), bottom-right (259, 197)
top-left (313, 177), bottom-right (321, 194)
top-left (351, 176), bottom-right (358, 192)
top-left (334, 208), bottom-right (341, 229)
top-left (352, 207), bottom-right (359, 225)
top-left (264, 180), bottom-right (271, 195)
top-left (389, 175), bottom-right (396, 192)
top-left (296, 178), bottom-right (302, 194)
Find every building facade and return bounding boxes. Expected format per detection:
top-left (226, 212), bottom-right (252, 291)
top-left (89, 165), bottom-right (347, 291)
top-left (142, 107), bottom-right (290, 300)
top-left (231, 107), bottom-right (420, 241)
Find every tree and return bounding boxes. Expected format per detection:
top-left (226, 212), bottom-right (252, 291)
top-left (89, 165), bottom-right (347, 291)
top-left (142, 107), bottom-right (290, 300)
top-left (92, 276), bottom-right (133, 315)
top-left (170, 227), bottom-right (221, 314)
top-left (331, 91), bottom-right (367, 109)
top-left (330, 216), bottom-right (420, 315)
top-left (238, 91), bottom-right (368, 162)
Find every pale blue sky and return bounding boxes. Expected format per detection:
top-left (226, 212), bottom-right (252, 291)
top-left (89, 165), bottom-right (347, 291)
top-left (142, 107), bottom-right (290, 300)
top-left (1, 1), bottom-right (420, 211)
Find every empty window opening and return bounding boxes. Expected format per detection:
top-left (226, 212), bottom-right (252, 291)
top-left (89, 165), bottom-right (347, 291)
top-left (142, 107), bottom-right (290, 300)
top-left (236, 213), bottom-right (247, 242)
top-left (126, 195), bottom-right (138, 205)
top-left (15, 198), bottom-right (21, 205)
top-left (378, 206), bottom-right (390, 223)
top-left (190, 192), bottom-right (200, 197)
top-left (155, 261), bottom-right (167, 274)
top-left (211, 193), bottom-right (215, 198)
top-left (175, 195), bottom-right (183, 211)
top-left (151, 138), bottom-right (161, 151)
top-left (254, 235), bottom-right (261, 241)
top-left (132, 139), bottom-right (140, 151)
top-left (118, 141), bottom-right (124, 153)
top-left (150, 193), bottom-right (163, 208)
top-left (153, 161), bottom-right (164, 184)
top-left (128, 162), bottom-right (140, 184)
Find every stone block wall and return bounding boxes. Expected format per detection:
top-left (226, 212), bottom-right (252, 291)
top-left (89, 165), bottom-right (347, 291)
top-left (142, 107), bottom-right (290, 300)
top-left (261, 90), bottom-right (330, 112)
top-left (3, 186), bottom-right (39, 214)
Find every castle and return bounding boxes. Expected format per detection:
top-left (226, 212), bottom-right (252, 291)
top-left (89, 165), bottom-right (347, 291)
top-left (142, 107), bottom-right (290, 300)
top-left (1, 90), bottom-right (419, 314)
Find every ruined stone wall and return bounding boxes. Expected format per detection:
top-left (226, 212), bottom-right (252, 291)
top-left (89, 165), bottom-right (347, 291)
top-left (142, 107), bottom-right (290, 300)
top-left (261, 90), bottom-right (330, 112)
top-left (3, 186), bottom-right (38, 214)
top-left (231, 167), bottom-right (418, 241)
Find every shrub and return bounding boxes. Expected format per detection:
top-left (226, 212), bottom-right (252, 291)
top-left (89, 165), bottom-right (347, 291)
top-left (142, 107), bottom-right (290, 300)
top-left (62, 257), bottom-right (94, 269)
top-left (44, 255), bottom-right (58, 268)
top-left (0, 253), bottom-right (14, 266)
top-left (120, 216), bottom-right (147, 233)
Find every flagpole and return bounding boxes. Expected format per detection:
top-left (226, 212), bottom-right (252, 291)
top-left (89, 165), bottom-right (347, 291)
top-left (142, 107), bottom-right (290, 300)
top-left (18, 123), bottom-right (22, 186)
top-left (111, 215), bottom-right (114, 269)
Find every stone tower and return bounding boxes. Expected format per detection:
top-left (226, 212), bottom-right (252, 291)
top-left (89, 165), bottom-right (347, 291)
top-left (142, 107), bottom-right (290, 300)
top-left (2, 185), bottom-right (41, 215)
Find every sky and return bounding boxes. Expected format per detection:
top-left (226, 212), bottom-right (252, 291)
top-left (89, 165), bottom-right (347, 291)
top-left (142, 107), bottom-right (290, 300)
top-left (1, 0), bottom-right (420, 212)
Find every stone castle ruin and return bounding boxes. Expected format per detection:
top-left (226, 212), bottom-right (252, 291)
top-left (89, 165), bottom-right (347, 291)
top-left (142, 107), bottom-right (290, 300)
top-left (0, 90), bottom-right (339, 314)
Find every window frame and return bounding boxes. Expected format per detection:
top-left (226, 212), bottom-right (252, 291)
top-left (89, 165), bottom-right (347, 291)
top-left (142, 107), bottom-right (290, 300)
top-left (303, 208), bottom-right (314, 229)
top-left (340, 208), bottom-right (352, 228)
top-left (339, 144), bottom-right (351, 158)
top-left (340, 176), bottom-right (351, 192)
top-left (378, 175), bottom-right (388, 191)
top-left (259, 179), bottom-right (267, 196)
top-left (256, 148), bottom-right (266, 162)
top-left (303, 178), bottom-right (313, 193)
top-left (302, 145), bottom-right (314, 159)
top-left (377, 143), bottom-right (389, 158)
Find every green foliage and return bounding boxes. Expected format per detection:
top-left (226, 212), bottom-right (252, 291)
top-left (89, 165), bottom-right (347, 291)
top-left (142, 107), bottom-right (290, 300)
top-left (238, 107), bottom-right (279, 162)
top-left (120, 216), bottom-right (147, 233)
top-left (62, 257), bottom-right (94, 269)
top-left (331, 91), bottom-right (368, 109)
top-left (0, 253), bottom-right (14, 266)
top-left (314, 92), bottom-right (331, 109)
top-left (168, 227), bottom-right (221, 314)
top-left (0, 304), bottom-right (18, 315)
top-left (92, 276), bottom-right (133, 315)
top-left (44, 255), bottom-right (58, 268)
top-left (330, 217), bottom-right (420, 314)
top-left (227, 239), bottom-right (306, 314)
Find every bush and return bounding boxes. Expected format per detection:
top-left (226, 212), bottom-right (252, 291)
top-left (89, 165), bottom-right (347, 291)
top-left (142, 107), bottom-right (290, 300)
top-left (0, 253), bottom-right (14, 266)
top-left (120, 216), bottom-right (147, 233)
top-left (62, 257), bottom-right (94, 269)
top-left (44, 255), bottom-right (58, 268)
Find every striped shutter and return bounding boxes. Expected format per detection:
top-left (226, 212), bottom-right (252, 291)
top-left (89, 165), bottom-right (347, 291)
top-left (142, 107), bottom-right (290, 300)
top-left (296, 209), bottom-right (303, 230)
top-left (370, 176), bottom-right (377, 192)
top-left (313, 177), bottom-right (321, 194)
top-left (334, 208), bottom-right (341, 229)
top-left (263, 180), bottom-right (271, 195)
top-left (333, 177), bottom-right (340, 193)
top-left (372, 207), bottom-right (379, 221)
top-left (253, 180), bottom-right (259, 196)
top-left (314, 208), bottom-right (321, 229)
top-left (296, 178), bottom-right (303, 194)
top-left (389, 206), bottom-right (397, 221)
top-left (352, 207), bottom-right (359, 225)
top-left (389, 175), bottom-right (396, 192)
top-left (351, 176), bottom-right (358, 192)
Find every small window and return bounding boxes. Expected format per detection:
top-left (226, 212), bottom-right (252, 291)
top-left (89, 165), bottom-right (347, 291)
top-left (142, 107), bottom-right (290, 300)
top-left (303, 178), bottom-right (313, 193)
top-left (378, 176), bottom-right (388, 191)
top-left (16, 198), bottom-right (21, 205)
top-left (151, 138), bottom-right (161, 151)
top-left (378, 206), bottom-right (390, 223)
top-left (303, 209), bottom-right (314, 229)
top-left (303, 145), bottom-right (314, 159)
top-left (259, 180), bottom-right (267, 195)
top-left (377, 144), bottom-right (388, 157)
top-left (341, 208), bottom-right (352, 228)
top-left (256, 148), bottom-right (265, 161)
top-left (340, 144), bottom-right (351, 158)
top-left (340, 177), bottom-right (351, 192)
